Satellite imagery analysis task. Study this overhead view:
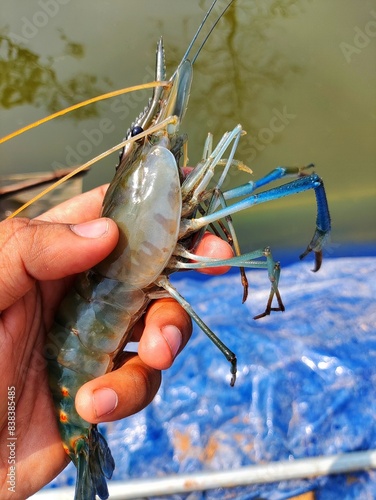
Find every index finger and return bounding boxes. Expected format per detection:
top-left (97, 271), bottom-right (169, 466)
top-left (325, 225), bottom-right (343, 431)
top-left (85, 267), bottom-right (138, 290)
top-left (35, 184), bottom-right (109, 224)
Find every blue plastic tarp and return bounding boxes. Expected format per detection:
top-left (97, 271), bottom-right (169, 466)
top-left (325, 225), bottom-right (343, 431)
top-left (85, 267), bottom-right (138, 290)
top-left (47, 256), bottom-right (376, 499)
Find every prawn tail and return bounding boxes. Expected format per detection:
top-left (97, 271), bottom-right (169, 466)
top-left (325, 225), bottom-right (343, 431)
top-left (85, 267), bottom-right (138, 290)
top-left (74, 426), bottom-right (115, 500)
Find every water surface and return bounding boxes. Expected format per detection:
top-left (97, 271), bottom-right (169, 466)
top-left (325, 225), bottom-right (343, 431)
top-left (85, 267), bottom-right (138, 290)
top-left (1, 0), bottom-right (375, 255)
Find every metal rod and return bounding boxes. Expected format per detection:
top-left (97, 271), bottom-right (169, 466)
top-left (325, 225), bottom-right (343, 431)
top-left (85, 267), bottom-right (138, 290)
top-left (30, 449), bottom-right (376, 499)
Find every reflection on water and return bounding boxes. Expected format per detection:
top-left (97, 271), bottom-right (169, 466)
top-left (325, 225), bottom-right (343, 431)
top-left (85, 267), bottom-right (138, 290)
top-left (180, 1), bottom-right (303, 137)
top-left (0, 0), bottom-right (375, 255)
top-left (0, 29), bottom-right (110, 119)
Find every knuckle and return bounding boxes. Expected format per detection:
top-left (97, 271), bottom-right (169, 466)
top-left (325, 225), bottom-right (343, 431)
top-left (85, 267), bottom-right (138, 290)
top-left (129, 363), bottom-right (161, 409)
top-left (0, 219), bottom-right (36, 302)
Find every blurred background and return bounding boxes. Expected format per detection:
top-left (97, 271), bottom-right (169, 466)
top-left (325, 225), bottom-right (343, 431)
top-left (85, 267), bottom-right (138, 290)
top-left (1, 0), bottom-right (375, 261)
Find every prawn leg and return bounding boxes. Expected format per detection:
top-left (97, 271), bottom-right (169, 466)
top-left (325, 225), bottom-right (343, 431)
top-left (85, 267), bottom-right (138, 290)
top-left (223, 163), bottom-right (315, 198)
top-left (173, 245), bottom-right (285, 318)
top-left (180, 126), bottom-right (330, 273)
top-left (156, 275), bottom-right (237, 387)
top-left (205, 188), bottom-right (250, 302)
top-left (181, 125), bottom-right (244, 215)
top-left (184, 167), bottom-right (331, 272)
top-left (223, 165), bottom-right (331, 272)
top-left (184, 127), bottom-right (250, 299)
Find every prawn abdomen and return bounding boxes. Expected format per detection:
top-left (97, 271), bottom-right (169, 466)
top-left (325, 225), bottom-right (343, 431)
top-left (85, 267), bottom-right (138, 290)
top-left (46, 272), bottom-right (148, 499)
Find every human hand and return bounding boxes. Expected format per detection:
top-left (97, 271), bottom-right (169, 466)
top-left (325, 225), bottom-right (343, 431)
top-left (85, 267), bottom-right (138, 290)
top-left (0, 185), bottom-right (233, 498)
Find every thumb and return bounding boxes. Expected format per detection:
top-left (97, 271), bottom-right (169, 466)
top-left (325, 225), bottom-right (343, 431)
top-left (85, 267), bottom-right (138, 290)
top-left (0, 217), bottom-right (118, 311)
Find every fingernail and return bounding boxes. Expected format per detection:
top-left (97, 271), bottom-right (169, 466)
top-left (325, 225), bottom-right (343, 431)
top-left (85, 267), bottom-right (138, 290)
top-left (71, 219), bottom-right (109, 238)
top-left (161, 325), bottom-right (182, 358)
top-left (93, 388), bottom-right (118, 418)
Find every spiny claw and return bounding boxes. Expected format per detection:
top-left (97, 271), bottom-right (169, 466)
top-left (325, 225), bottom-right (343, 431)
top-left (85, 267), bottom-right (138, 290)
top-left (254, 306), bottom-right (285, 320)
top-left (297, 162), bottom-right (315, 177)
top-left (254, 287), bottom-right (285, 320)
top-left (300, 225), bottom-right (329, 272)
top-left (312, 250), bottom-right (323, 272)
top-left (229, 355), bottom-right (237, 387)
top-left (299, 246), bottom-right (311, 261)
top-left (299, 245), bottom-right (323, 272)
top-left (241, 268), bottom-right (249, 303)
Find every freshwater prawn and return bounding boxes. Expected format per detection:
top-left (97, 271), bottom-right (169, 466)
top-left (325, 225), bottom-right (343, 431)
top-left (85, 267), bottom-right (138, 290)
top-left (2, 1), bottom-right (331, 498)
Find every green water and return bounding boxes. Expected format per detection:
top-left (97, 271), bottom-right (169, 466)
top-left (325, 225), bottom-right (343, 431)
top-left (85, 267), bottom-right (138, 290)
top-left (1, 0), bottom-right (375, 254)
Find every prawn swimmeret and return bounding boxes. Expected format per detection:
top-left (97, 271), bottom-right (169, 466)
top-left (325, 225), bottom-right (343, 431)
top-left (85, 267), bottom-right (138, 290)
top-left (4, 1), bottom-right (331, 498)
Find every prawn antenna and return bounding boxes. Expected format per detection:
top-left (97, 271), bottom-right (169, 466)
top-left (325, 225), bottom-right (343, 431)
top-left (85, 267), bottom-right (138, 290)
top-left (191, 0), bottom-right (235, 65)
top-left (172, 0), bottom-right (235, 78)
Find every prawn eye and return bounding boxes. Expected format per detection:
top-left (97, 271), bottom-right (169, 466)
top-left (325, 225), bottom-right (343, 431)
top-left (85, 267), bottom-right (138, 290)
top-left (131, 126), bottom-right (144, 137)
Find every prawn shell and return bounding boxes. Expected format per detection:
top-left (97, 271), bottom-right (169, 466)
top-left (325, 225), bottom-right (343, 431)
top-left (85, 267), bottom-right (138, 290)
top-left (96, 145), bottom-right (182, 288)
